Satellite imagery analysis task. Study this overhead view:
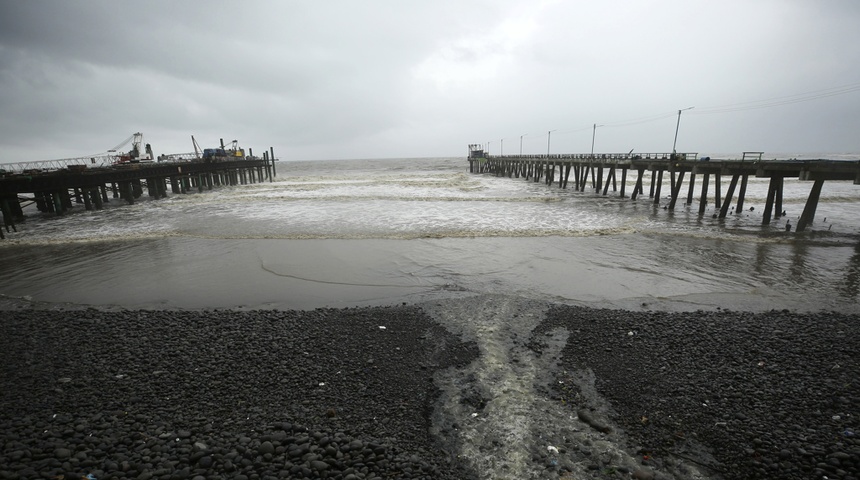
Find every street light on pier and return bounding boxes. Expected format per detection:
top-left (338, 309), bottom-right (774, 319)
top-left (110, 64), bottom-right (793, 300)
top-left (520, 134), bottom-right (526, 155)
top-left (501, 139), bottom-right (504, 156)
top-left (591, 123), bottom-right (603, 159)
top-left (547, 130), bottom-right (557, 156)
top-left (672, 106), bottom-right (694, 156)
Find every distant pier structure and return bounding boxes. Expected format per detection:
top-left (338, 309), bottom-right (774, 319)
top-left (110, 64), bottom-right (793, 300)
top-left (0, 143), bottom-right (278, 240)
top-left (468, 150), bottom-right (860, 232)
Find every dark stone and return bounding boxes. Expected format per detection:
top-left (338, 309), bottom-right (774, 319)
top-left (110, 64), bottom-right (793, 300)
top-left (258, 441), bottom-right (275, 455)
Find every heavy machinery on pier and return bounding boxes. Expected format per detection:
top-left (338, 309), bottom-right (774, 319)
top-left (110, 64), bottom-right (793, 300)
top-left (111, 132), bottom-right (153, 164)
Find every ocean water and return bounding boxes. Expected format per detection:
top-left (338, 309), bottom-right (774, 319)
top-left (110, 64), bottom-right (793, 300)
top-left (2, 156), bottom-right (860, 313)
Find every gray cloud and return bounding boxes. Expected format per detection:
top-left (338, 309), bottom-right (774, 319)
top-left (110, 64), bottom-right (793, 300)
top-left (1, 0), bottom-right (859, 163)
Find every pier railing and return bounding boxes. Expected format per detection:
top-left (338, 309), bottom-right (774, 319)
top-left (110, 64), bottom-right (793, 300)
top-left (486, 152), bottom-right (699, 162)
top-left (0, 151), bottom-right (275, 174)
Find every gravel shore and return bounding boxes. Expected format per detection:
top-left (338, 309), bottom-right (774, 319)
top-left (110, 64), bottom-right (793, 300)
top-left (533, 305), bottom-right (859, 480)
top-left (1, 302), bottom-right (857, 480)
top-left (0, 306), bottom-right (480, 480)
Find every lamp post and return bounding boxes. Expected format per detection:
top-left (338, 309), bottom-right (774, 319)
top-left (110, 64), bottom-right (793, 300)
top-left (500, 139), bottom-right (503, 156)
top-left (547, 130), bottom-right (557, 156)
top-left (590, 123), bottom-right (603, 159)
top-left (520, 134), bottom-right (526, 155)
top-left (672, 106), bottom-right (694, 155)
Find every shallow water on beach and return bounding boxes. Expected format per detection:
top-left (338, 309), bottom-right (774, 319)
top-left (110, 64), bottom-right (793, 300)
top-left (2, 156), bottom-right (860, 313)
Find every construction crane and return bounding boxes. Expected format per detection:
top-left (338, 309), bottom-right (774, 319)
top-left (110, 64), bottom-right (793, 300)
top-left (112, 132), bottom-right (153, 163)
top-left (191, 135), bottom-right (203, 159)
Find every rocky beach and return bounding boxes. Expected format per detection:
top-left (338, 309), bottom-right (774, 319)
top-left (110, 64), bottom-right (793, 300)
top-left (0, 298), bottom-right (857, 480)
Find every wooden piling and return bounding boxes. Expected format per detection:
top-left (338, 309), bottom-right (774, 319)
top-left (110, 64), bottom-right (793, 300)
top-left (617, 167), bottom-right (626, 198)
top-left (735, 174), bottom-right (749, 213)
top-left (718, 174), bottom-right (740, 218)
top-left (686, 172), bottom-right (696, 205)
top-left (270, 147), bottom-right (276, 178)
top-left (83, 188), bottom-right (93, 210)
top-left (632, 168), bottom-right (644, 200)
top-left (653, 169), bottom-right (664, 205)
top-left (774, 176), bottom-right (784, 218)
top-left (698, 173), bottom-right (710, 215)
top-left (649, 169), bottom-right (656, 198)
top-left (668, 170), bottom-right (685, 210)
top-left (763, 177), bottom-right (777, 224)
top-left (714, 174), bottom-right (722, 210)
top-left (796, 179), bottom-right (825, 232)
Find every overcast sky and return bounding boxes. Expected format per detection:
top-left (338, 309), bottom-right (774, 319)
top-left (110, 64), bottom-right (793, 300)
top-left (1, 0), bottom-right (859, 163)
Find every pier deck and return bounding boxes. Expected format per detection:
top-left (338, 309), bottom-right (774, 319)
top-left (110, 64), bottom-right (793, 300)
top-left (469, 152), bottom-right (860, 232)
top-left (0, 151), bottom-right (277, 239)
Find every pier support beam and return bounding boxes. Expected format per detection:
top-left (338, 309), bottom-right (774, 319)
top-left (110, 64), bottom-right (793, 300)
top-left (649, 169), bottom-right (656, 198)
top-left (698, 173), bottom-right (710, 215)
top-left (91, 188), bottom-right (103, 210)
top-left (653, 170), bottom-right (664, 205)
top-left (774, 176), bottom-right (784, 218)
top-left (83, 188), bottom-right (93, 210)
top-left (718, 174), bottom-right (740, 218)
top-left (686, 173), bottom-right (696, 205)
top-left (796, 179), bottom-right (825, 232)
top-left (51, 190), bottom-right (69, 214)
top-left (620, 168), bottom-right (628, 198)
top-left (1, 197), bottom-right (17, 233)
top-left (735, 174), bottom-right (749, 213)
top-left (714, 174), bottom-right (722, 210)
top-left (270, 147), bottom-right (276, 178)
top-left (763, 177), bottom-right (778, 224)
top-left (632, 168), bottom-right (645, 200)
top-left (668, 170), bottom-right (685, 210)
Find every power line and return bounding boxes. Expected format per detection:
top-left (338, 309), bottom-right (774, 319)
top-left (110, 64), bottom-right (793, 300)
top-left (690, 82), bottom-right (860, 115)
top-left (499, 82), bottom-right (860, 142)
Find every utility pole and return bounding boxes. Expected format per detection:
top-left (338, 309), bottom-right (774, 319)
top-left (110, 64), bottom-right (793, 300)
top-left (672, 107), bottom-right (694, 155)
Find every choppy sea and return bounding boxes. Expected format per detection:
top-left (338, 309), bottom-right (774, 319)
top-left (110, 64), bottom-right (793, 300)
top-left (2, 155), bottom-right (860, 313)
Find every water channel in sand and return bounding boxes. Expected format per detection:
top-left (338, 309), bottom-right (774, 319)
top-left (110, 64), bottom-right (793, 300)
top-left (422, 294), bottom-right (710, 480)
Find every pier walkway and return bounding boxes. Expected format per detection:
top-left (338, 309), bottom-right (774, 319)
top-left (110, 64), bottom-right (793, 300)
top-left (468, 151), bottom-right (860, 232)
top-left (0, 149), bottom-right (278, 239)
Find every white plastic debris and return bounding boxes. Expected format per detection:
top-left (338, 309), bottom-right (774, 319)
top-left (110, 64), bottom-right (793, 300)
top-left (627, 331), bottom-right (634, 336)
top-left (378, 326), bottom-right (386, 330)
top-left (471, 413), bottom-right (478, 417)
top-left (547, 445), bottom-right (559, 454)
top-left (318, 382), bottom-right (325, 387)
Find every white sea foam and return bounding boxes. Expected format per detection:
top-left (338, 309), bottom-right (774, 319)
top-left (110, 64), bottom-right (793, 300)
top-left (2, 156), bottom-right (860, 312)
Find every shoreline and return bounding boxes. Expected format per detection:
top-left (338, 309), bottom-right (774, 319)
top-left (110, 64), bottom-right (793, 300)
top-left (1, 298), bottom-right (857, 479)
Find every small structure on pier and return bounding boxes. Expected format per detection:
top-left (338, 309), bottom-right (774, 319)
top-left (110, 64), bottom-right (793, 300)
top-left (468, 144), bottom-right (486, 159)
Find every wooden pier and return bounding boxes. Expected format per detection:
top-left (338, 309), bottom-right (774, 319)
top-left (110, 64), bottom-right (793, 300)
top-left (468, 150), bottom-right (860, 232)
top-left (0, 148), bottom-right (278, 239)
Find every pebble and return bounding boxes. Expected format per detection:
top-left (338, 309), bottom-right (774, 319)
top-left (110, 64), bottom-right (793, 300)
top-left (0, 307), bottom-right (480, 480)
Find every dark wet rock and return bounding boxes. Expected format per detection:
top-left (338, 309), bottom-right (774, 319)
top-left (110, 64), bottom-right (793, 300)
top-left (258, 441), bottom-right (274, 455)
top-left (0, 306), bottom-right (480, 480)
top-left (533, 305), bottom-right (860, 480)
